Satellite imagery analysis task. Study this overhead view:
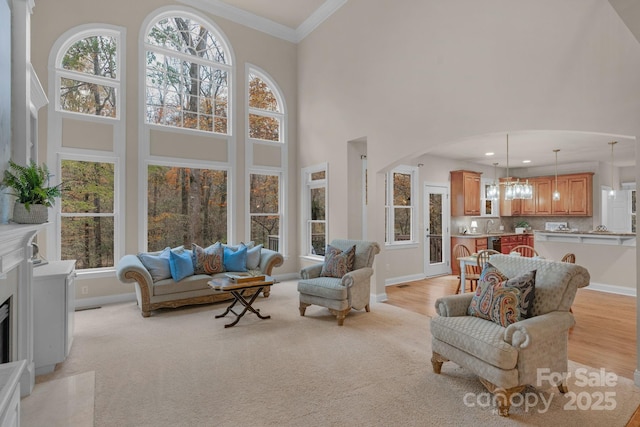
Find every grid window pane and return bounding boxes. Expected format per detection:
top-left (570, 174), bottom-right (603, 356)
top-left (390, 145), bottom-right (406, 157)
top-left (250, 174), bottom-right (279, 213)
top-left (61, 160), bottom-right (114, 213)
top-left (310, 188), bottom-right (325, 220)
top-left (61, 216), bottom-right (114, 269)
top-left (60, 78), bottom-right (117, 117)
top-left (311, 222), bottom-right (326, 256)
top-left (249, 114), bottom-right (280, 142)
top-left (393, 172), bottom-right (411, 206)
top-left (394, 207), bottom-right (411, 241)
top-left (251, 215), bottom-right (279, 250)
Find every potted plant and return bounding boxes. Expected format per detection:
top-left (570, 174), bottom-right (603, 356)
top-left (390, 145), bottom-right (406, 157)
top-left (515, 220), bottom-right (529, 234)
top-left (1, 160), bottom-right (62, 224)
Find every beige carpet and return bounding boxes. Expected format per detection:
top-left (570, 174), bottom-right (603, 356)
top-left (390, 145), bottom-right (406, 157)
top-left (36, 280), bottom-right (640, 427)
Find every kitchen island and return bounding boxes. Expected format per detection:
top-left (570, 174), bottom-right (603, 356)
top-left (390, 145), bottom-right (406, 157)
top-left (534, 230), bottom-right (636, 295)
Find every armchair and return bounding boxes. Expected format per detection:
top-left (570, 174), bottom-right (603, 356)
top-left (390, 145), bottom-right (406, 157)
top-left (430, 254), bottom-right (590, 416)
top-left (298, 239), bottom-right (380, 325)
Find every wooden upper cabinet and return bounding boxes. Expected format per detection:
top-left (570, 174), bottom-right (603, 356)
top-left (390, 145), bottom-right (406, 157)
top-left (451, 170), bottom-right (481, 216)
top-left (501, 173), bottom-right (592, 216)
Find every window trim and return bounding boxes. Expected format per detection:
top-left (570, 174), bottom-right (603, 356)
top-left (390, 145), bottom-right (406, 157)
top-left (301, 163), bottom-right (328, 259)
top-left (385, 165), bottom-right (418, 246)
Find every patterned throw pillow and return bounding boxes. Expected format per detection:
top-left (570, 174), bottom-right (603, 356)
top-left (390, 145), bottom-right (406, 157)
top-left (192, 242), bottom-right (224, 274)
top-left (320, 245), bottom-right (356, 278)
top-left (468, 269), bottom-right (537, 326)
top-left (478, 262), bottom-right (508, 286)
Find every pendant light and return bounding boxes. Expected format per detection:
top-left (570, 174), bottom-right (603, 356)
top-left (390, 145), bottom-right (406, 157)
top-left (485, 162), bottom-right (499, 200)
top-left (608, 141), bottom-right (617, 199)
top-left (502, 134), bottom-right (533, 201)
top-left (552, 149), bottom-right (560, 201)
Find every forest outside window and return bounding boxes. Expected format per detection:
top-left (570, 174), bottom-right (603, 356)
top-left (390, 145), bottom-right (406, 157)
top-left (302, 165), bottom-right (327, 257)
top-left (57, 32), bottom-right (119, 118)
top-left (147, 165), bottom-right (227, 251)
top-left (144, 15), bottom-right (231, 134)
top-left (249, 173), bottom-right (280, 251)
top-left (248, 70), bottom-right (283, 143)
top-left (385, 166), bottom-right (417, 245)
top-left (60, 159), bottom-right (116, 269)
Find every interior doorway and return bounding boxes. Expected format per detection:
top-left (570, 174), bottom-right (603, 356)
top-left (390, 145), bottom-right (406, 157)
top-left (424, 184), bottom-right (450, 277)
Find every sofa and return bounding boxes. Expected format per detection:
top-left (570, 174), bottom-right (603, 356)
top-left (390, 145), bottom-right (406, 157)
top-left (116, 243), bottom-right (284, 317)
top-left (430, 253), bottom-right (590, 416)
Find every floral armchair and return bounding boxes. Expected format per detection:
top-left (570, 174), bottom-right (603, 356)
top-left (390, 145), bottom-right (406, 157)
top-left (430, 254), bottom-right (590, 416)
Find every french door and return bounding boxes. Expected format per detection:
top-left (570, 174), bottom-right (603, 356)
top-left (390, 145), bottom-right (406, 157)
top-left (424, 184), bottom-right (450, 277)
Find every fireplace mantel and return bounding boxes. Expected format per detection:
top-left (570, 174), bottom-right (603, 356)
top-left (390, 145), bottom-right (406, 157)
top-left (0, 222), bottom-right (49, 396)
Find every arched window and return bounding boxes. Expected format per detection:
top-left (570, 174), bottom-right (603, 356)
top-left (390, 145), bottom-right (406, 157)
top-left (56, 31), bottom-right (120, 118)
top-left (248, 70), bottom-right (284, 142)
top-left (144, 13), bottom-right (231, 134)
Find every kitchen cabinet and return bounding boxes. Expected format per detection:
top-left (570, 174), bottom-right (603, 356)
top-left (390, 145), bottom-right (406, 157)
top-left (502, 173), bottom-right (592, 217)
top-left (551, 173), bottom-right (593, 216)
top-left (33, 260), bottom-right (76, 375)
top-left (451, 236), bottom-right (487, 275)
top-left (500, 234), bottom-right (534, 254)
top-left (451, 170), bottom-right (481, 216)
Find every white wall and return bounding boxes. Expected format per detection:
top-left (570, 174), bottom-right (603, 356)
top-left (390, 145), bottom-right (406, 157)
top-left (297, 0), bottom-right (640, 300)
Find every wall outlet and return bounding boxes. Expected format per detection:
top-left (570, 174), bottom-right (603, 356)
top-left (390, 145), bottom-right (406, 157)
top-left (81, 286), bottom-right (89, 295)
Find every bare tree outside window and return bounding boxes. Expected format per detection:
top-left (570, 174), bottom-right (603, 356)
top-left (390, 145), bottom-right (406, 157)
top-left (249, 174), bottom-right (279, 250)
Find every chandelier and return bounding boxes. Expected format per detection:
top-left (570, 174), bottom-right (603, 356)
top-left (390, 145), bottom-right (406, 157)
top-left (485, 162), bottom-right (499, 200)
top-left (552, 149), bottom-right (560, 201)
top-left (608, 141), bottom-right (617, 199)
top-left (503, 134), bottom-right (533, 201)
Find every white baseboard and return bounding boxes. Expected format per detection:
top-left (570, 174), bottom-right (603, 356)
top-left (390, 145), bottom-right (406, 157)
top-left (75, 292), bottom-right (136, 310)
top-left (584, 281), bottom-right (637, 297)
top-left (372, 292), bottom-right (388, 303)
top-left (384, 273), bottom-right (426, 287)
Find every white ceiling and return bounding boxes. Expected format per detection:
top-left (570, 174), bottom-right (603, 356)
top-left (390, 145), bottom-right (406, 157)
top-left (212, 1), bottom-right (638, 169)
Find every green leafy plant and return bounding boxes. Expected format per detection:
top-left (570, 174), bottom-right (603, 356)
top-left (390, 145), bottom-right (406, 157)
top-left (515, 220), bottom-right (530, 228)
top-left (1, 160), bottom-right (62, 210)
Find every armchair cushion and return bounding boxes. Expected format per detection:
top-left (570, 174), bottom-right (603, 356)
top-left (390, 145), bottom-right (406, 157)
top-left (468, 270), bottom-right (537, 325)
top-left (298, 277), bottom-right (347, 301)
top-left (320, 244), bottom-right (355, 278)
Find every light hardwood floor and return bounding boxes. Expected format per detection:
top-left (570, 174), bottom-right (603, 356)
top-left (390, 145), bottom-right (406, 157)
top-left (385, 275), bottom-right (640, 426)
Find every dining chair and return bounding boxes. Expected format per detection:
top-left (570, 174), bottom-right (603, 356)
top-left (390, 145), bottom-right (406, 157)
top-left (476, 249), bottom-right (500, 272)
top-left (510, 245), bottom-right (539, 257)
top-left (561, 253), bottom-right (576, 263)
top-left (452, 244), bottom-right (480, 293)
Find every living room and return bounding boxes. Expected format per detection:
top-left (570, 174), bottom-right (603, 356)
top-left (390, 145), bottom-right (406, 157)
top-left (3, 0), bottom-right (640, 425)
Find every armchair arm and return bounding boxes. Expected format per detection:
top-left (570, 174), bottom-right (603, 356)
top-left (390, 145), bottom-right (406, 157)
top-left (258, 248), bottom-right (284, 276)
top-left (341, 267), bottom-right (373, 288)
top-left (300, 263), bottom-right (323, 279)
top-left (504, 311), bottom-right (575, 349)
top-left (434, 293), bottom-right (474, 317)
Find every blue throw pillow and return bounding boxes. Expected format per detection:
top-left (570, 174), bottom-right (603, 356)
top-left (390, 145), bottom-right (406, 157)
top-left (138, 247), bottom-right (172, 282)
top-left (169, 249), bottom-right (195, 281)
top-left (224, 245), bottom-right (248, 272)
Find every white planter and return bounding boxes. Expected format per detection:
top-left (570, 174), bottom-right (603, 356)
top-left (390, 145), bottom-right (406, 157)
top-left (12, 202), bottom-right (48, 224)
top-left (515, 227), bottom-right (526, 234)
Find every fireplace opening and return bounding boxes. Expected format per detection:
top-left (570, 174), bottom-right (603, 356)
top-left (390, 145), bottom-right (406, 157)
top-left (0, 298), bottom-right (10, 364)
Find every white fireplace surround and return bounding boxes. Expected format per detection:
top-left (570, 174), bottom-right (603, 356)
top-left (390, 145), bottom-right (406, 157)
top-left (0, 223), bottom-right (48, 396)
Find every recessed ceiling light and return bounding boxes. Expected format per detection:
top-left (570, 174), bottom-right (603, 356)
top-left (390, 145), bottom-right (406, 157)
top-left (485, 152), bottom-right (494, 156)
top-left (522, 160), bottom-right (531, 164)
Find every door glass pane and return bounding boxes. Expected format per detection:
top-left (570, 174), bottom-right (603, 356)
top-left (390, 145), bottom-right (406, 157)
top-left (429, 193), bottom-right (443, 264)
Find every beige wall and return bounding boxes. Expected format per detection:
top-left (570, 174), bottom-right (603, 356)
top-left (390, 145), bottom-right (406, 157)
top-left (30, 0), bottom-right (299, 301)
top-left (297, 0), bottom-right (640, 299)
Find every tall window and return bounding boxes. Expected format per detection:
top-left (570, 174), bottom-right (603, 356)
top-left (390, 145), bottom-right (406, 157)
top-left (385, 166), bottom-right (417, 244)
top-left (57, 32), bottom-right (119, 118)
top-left (52, 27), bottom-right (123, 270)
top-left (147, 165), bottom-right (227, 251)
top-left (302, 165), bottom-right (327, 257)
top-left (144, 14), bottom-right (231, 133)
top-left (248, 70), bottom-right (283, 142)
top-left (60, 159), bottom-right (116, 269)
top-left (249, 173), bottom-right (280, 250)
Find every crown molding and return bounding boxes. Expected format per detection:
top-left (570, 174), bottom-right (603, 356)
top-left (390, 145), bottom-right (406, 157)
top-left (296, 0), bottom-right (347, 42)
top-left (177, 0), bottom-right (347, 43)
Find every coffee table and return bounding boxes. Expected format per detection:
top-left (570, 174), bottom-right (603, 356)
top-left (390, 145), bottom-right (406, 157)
top-left (208, 276), bottom-right (275, 328)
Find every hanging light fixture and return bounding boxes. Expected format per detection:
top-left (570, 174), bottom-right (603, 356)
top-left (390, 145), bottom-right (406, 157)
top-left (502, 134), bottom-right (533, 201)
top-left (553, 149), bottom-right (561, 201)
top-left (486, 162), bottom-right (500, 200)
top-left (608, 141), bottom-right (617, 199)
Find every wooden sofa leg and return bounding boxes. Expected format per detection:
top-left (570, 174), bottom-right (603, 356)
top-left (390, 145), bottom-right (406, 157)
top-left (141, 310), bottom-right (151, 318)
top-left (431, 352), bottom-right (448, 374)
top-left (299, 302), bottom-right (310, 316)
top-left (365, 304), bottom-right (370, 312)
top-left (479, 378), bottom-right (525, 417)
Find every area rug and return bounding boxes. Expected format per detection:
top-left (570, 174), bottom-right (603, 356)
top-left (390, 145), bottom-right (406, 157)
top-left (34, 280), bottom-right (640, 426)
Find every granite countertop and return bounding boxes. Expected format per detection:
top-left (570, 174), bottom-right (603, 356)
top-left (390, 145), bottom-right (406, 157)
top-left (535, 230), bottom-right (636, 237)
top-left (452, 232), bottom-right (532, 238)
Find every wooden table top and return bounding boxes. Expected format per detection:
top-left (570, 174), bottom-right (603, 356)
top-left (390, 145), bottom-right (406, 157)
top-left (209, 276), bottom-right (275, 291)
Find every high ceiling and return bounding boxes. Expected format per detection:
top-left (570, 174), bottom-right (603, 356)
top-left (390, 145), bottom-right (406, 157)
top-left (213, 1), bottom-right (637, 168)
